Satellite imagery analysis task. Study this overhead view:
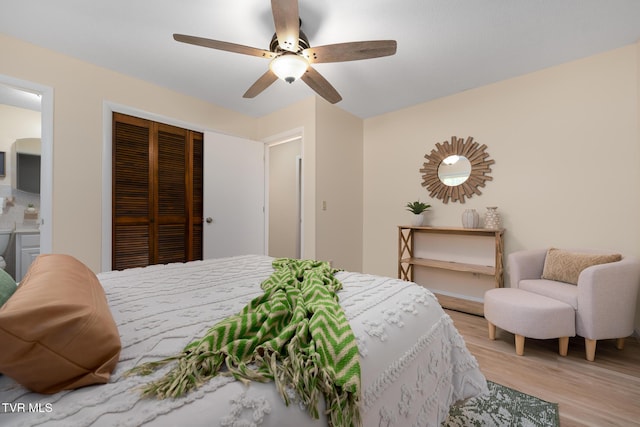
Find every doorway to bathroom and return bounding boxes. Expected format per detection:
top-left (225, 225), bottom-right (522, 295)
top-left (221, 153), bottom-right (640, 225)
top-left (0, 76), bottom-right (53, 280)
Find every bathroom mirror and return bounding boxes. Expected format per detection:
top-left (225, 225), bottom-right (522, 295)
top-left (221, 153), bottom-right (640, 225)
top-left (15, 138), bottom-right (41, 194)
top-left (420, 136), bottom-right (494, 203)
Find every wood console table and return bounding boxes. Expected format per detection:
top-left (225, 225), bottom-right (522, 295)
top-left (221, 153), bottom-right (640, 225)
top-left (398, 226), bottom-right (504, 315)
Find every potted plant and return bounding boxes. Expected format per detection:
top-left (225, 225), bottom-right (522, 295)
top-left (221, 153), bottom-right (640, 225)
top-left (406, 200), bottom-right (431, 226)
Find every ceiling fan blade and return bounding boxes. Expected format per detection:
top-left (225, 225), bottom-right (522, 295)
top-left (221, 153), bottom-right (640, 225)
top-left (302, 40), bottom-right (397, 63)
top-left (243, 70), bottom-right (278, 98)
top-left (301, 66), bottom-right (342, 104)
top-left (271, 0), bottom-right (300, 52)
top-left (173, 34), bottom-right (275, 59)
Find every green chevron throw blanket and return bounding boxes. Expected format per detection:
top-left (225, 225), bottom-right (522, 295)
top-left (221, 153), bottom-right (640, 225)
top-left (127, 258), bottom-right (361, 427)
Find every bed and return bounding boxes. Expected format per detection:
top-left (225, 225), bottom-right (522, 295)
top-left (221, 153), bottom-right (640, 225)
top-left (0, 254), bottom-right (487, 426)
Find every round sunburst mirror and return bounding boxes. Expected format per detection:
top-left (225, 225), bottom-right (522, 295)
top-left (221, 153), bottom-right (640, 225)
top-left (420, 136), bottom-right (494, 204)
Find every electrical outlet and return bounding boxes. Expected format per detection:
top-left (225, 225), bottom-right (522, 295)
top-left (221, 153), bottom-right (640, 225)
top-left (322, 201), bottom-right (327, 211)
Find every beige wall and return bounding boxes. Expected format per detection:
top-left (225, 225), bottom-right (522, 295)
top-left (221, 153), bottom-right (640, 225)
top-left (1, 34), bottom-right (364, 273)
top-left (315, 100), bottom-right (363, 272)
top-left (3, 32), bottom-right (639, 328)
top-left (257, 97), bottom-right (364, 272)
top-left (257, 97), bottom-right (317, 260)
top-left (363, 43), bottom-right (640, 329)
top-left (0, 34), bottom-right (257, 272)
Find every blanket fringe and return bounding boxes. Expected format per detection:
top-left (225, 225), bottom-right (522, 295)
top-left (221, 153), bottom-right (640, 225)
top-left (125, 258), bottom-right (361, 427)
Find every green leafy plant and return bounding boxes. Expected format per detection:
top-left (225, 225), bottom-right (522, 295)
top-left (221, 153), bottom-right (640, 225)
top-left (405, 200), bottom-right (431, 214)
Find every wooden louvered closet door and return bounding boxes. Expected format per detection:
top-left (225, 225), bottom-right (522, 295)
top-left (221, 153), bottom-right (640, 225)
top-left (112, 112), bottom-right (203, 270)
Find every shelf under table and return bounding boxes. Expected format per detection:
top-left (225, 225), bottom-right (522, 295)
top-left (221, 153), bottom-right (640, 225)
top-left (401, 257), bottom-right (495, 276)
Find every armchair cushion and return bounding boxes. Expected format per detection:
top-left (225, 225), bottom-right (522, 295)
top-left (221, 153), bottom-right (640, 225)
top-left (519, 278), bottom-right (578, 310)
top-left (541, 248), bottom-right (622, 285)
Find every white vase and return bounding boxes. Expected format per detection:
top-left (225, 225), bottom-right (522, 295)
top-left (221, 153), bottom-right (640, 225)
top-left (484, 206), bottom-right (501, 229)
top-left (461, 209), bottom-right (479, 229)
top-left (411, 213), bottom-right (424, 226)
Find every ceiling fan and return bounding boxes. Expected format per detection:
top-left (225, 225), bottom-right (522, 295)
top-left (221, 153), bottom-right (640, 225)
top-left (173, 0), bottom-right (397, 104)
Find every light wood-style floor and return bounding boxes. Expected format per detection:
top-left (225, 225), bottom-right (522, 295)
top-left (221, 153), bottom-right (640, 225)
top-left (446, 309), bottom-right (640, 427)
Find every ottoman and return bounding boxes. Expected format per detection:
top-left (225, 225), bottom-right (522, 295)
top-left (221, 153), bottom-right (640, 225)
top-left (484, 288), bottom-right (575, 356)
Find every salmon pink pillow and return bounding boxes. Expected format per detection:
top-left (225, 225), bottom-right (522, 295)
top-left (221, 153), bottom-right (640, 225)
top-left (0, 254), bottom-right (121, 393)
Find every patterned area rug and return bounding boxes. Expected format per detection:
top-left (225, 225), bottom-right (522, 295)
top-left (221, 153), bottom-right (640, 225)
top-left (443, 380), bottom-right (559, 427)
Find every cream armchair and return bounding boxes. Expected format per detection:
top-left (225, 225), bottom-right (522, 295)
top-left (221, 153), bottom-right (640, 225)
top-left (508, 248), bottom-right (640, 361)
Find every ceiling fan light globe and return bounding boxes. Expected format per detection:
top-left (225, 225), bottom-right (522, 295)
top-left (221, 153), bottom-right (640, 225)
top-left (270, 54), bottom-right (308, 83)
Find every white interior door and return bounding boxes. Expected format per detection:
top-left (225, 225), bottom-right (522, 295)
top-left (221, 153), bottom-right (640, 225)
top-left (203, 132), bottom-right (265, 259)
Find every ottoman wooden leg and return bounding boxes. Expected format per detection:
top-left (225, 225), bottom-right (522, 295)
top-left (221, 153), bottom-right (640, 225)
top-left (515, 334), bottom-right (525, 356)
top-left (488, 321), bottom-right (496, 340)
top-left (616, 338), bottom-right (625, 350)
top-left (558, 337), bottom-right (569, 356)
top-left (585, 339), bottom-right (596, 362)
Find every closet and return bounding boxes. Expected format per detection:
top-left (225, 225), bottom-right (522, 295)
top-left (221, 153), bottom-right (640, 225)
top-left (112, 112), bottom-right (203, 270)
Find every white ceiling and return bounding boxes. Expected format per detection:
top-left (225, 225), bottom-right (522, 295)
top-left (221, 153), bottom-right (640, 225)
top-left (2, 0), bottom-right (640, 118)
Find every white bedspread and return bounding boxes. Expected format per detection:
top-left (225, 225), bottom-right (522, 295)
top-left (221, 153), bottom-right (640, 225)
top-left (0, 255), bottom-right (487, 426)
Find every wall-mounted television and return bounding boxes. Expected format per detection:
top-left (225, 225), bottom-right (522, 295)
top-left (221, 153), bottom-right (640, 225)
top-left (16, 152), bottom-right (40, 194)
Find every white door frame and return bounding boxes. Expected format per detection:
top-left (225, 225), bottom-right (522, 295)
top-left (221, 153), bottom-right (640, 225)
top-left (0, 75), bottom-right (53, 255)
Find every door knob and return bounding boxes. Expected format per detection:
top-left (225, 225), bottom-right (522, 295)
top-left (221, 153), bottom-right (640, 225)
top-left (205, 217), bottom-right (213, 224)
